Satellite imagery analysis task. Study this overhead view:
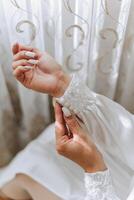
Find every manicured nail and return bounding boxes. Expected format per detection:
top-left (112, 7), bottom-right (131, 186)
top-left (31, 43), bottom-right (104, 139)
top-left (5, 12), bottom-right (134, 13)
top-left (23, 66), bottom-right (34, 70)
top-left (24, 51), bottom-right (36, 58)
top-left (62, 107), bottom-right (71, 117)
top-left (17, 66), bottom-right (33, 70)
top-left (17, 66), bottom-right (23, 70)
top-left (52, 98), bottom-right (56, 107)
top-left (27, 59), bottom-right (39, 65)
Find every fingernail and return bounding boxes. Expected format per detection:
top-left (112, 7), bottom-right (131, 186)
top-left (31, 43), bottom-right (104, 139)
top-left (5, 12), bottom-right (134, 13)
top-left (23, 66), bottom-right (34, 70)
top-left (17, 66), bottom-right (31, 70)
top-left (24, 51), bottom-right (36, 58)
top-left (62, 107), bottom-right (71, 117)
top-left (52, 98), bottom-right (56, 107)
top-left (17, 66), bottom-right (23, 70)
top-left (27, 59), bottom-right (39, 65)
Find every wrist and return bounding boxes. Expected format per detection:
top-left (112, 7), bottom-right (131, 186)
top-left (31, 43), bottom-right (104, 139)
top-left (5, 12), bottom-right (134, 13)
top-left (84, 156), bottom-right (107, 173)
top-left (83, 151), bottom-right (107, 173)
top-left (85, 164), bottom-right (107, 173)
top-left (53, 70), bottom-right (71, 97)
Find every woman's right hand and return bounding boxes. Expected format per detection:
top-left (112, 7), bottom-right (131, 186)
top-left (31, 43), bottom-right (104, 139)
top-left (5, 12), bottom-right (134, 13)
top-left (54, 103), bottom-right (107, 173)
top-left (12, 43), bottom-right (71, 97)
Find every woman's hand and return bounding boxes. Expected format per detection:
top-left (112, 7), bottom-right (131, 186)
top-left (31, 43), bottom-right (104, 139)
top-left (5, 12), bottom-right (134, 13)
top-left (54, 103), bottom-right (107, 173)
top-left (12, 43), bottom-right (71, 97)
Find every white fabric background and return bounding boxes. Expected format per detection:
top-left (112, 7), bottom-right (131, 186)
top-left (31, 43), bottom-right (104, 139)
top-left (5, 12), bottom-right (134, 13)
top-left (0, 0), bottom-right (134, 167)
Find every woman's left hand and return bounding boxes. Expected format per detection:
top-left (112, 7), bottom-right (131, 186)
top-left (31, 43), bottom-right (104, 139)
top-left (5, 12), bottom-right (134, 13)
top-left (12, 43), bottom-right (71, 97)
top-left (54, 103), bottom-right (107, 173)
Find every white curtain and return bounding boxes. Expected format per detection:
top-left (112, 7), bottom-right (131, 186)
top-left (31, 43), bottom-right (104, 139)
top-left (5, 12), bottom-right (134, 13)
top-left (0, 0), bottom-right (133, 167)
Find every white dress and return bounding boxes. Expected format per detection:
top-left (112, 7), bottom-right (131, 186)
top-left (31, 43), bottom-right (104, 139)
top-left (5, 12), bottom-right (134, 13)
top-left (0, 74), bottom-right (134, 200)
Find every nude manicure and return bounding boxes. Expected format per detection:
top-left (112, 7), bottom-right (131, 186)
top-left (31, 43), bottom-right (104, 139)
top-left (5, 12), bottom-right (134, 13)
top-left (23, 66), bottom-right (33, 70)
top-left (27, 59), bottom-right (39, 65)
top-left (24, 51), bottom-right (36, 58)
top-left (52, 98), bottom-right (56, 107)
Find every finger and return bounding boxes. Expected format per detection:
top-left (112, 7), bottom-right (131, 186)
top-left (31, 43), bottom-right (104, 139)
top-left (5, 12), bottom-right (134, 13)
top-left (12, 43), bottom-right (41, 58)
top-left (13, 51), bottom-right (37, 61)
top-left (12, 59), bottom-right (39, 70)
top-left (18, 44), bottom-right (34, 52)
top-left (63, 112), bottom-right (80, 135)
top-left (18, 44), bottom-right (41, 56)
top-left (13, 66), bottom-right (33, 81)
top-left (12, 43), bottom-right (20, 55)
top-left (55, 103), bottom-right (67, 140)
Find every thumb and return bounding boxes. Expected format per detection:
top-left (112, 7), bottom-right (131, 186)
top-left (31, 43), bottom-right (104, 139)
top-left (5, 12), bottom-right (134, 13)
top-left (12, 42), bottom-right (20, 55)
top-left (62, 107), bottom-right (80, 134)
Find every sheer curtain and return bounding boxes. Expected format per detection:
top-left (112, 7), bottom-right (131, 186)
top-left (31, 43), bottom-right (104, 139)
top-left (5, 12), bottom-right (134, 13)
top-left (0, 0), bottom-right (133, 167)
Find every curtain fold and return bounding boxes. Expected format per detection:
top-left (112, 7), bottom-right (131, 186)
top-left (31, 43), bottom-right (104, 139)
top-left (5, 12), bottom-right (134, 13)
top-left (0, 0), bottom-right (134, 167)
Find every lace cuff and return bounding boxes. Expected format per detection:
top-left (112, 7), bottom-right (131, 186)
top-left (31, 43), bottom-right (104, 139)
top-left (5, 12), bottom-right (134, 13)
top-left (56, 74), bottom-right (96, 116)
top-left (85, 169), bottom-right (112, 189)
top-left (84, 170), bottom-right (120, 199)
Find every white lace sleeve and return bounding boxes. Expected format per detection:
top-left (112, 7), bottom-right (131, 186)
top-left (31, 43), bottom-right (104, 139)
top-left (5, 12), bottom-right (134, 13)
top-left (84, 170), bottom-right (120, 200)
